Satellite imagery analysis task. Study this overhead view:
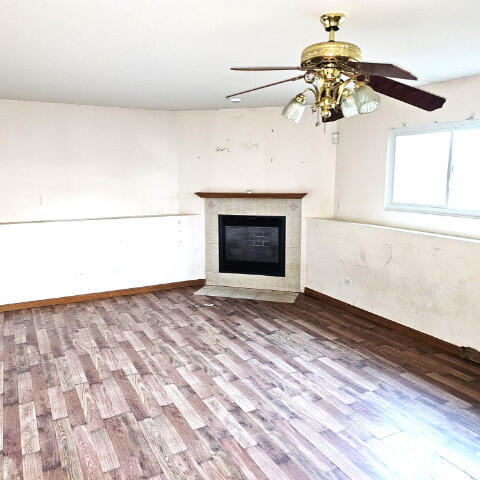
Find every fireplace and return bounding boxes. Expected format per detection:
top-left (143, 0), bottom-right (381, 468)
top-left (197, 193), bottom-right (304, 292)
top-left (218, 215), bottom-right (286, 277)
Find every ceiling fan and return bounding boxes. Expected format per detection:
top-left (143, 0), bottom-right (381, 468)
top-left (227, 12), bottom-right (446, 125)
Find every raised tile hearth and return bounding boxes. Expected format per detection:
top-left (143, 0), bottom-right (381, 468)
top-left (194, 285), bottom-right (299, 303)
top-left (196, 193), bottom-right (305, 292)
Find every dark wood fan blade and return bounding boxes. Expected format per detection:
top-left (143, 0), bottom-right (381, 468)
top-left (226, 75), bottom-right (305, 98)
top-left (231, 66), bottom-right (303, 71)
top-left (323, 109), bottom-right (344, 122)
top-left (349, 62), bottom-right (417, 80)
top-left (364, 75), bottom-right (446, 111)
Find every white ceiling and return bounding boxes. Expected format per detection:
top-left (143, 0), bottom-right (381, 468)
top-left (1, 0), bottom-right (480, 110)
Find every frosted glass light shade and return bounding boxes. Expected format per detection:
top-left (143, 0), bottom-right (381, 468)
top-left (354, 85), bottom-right (380, 114)
top-left (340, 95), bottom-right (359, 118)
top-left (282, 94), bottom-right (306, 123)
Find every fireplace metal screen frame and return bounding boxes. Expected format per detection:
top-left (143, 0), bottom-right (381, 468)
top-left (218, 214), bottom-right (286, 277)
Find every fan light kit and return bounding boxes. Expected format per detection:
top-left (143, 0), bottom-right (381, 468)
top-left (227, 12), bottom-right (446, 126)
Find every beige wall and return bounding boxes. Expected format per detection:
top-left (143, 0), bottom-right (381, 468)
top-left (0, 101), bottom-right (338, 300)
top-left (306, 219), bottom-right (480, 350)
top-left (0, 215), bottom-right (203, 305)
top-left (0, 99), bottom-right (195, 303)
top-left (335, 74), bottom-right (480, 239)
top-left (3, 92), bottom-right (478, 349)
top-left (305, 74), bottom-right (480, 349)
top-left (174, 107), bottom-right (338, 289)
top-left (0, 101), bottom-right (337, 224)
top-left (174, 107), bottom-right (337, 218)
top-left (0, 99), bottom-right (179, 223)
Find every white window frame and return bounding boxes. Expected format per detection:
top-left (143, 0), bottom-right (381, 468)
top-left (385, 119), bottom-right (480, 219)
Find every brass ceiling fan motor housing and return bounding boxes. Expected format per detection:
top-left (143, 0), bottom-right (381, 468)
top-left (300, 12), bottom-right (361, 69)
top-left (227, 10), bottom-right (446, 124)
top-left (300, 41), bottom-right (361, 68)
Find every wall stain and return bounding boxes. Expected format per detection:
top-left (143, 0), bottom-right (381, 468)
top-left (383, 243), bottom-right (393, 267)
top-left (241, 142), bottom-right (259, 151)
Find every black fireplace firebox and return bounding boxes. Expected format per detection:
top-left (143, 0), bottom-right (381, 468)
top-left (218, 215), bottom-right (286, 277)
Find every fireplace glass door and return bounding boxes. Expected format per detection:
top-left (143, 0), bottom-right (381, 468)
top-left (218, 215), bottom-right (286, 276)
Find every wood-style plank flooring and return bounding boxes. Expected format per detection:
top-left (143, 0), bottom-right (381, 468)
top-left (1, 286), bottom-right (479, 479)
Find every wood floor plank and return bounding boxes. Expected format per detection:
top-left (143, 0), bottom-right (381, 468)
top-left (222, 436), bottom-right (270, 480)
top-left (0, 286), bottom-right (479, 480)
top-left (111, 372), bottom-right (147, 420)
top-left (153, 414), bottom-right (187, 455)
top-left (75, 383), bottom-right (103, 431)
top-left (213, 375), bottom-right (256, 413)
top-left (137, 418), bottom-right (179, 480)
top-left (17, 372), bottom-right (33, 405)
top-left (246, 445), bottom-right (293, 480)
top-left (3, 404), bottom-right (23, 480)
top-left (53, 417), bottom-right (84, 480)
top-left (42, 467), bottom-right (67, 480)
top-left (290, 417), bottom-right (375, 480)
top-left (63, 389), bottom-right (87, 428)
top-left (47, 387), bottom-right (68, 421)
top-left (40, 354), bottom-right (60, 389)
top-left (19, 401), bottom-right (40, 455)
top-left (4, 369), bottom-right (19, 406)
top-left (91, 378), bottom-right (129, 420)
top-left (164, 384), bottom-right (206, 430)
top-left (54, 356), bottom-right (75, 392)
top-left (0, 398), bottom-right (3, 454)
top-left (104, 413), bottom-right (161, 480)
top-left (162, 403), bottom-right (212, 465)
top-left (72, 425), bottom-right (103, 480)
top-left (36, 329), bottom-right (52, 356)
top-left (65, 349), bottom-right (88, 386)
top-left (22, 452), bottom-right (44, 480)
top-left (88, 348), bottom-right (111, 381)
top-left (0, 362), bottom-right (4, 396)
top-left (30, 365), bottom-right (51, 417)
top-left (37, 414), bottom-right (62, 471)
top-left (204, 396), bottom-right (257, 449)
top-left (77, 354), bottom-right (102, 384)
top-left (141, 374), bottom-right (171, 407)
top-left (90, 428), bottom-right (120, 473)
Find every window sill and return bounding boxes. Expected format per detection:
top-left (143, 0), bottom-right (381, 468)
top-left (385, 205), bottom-right (480, 220)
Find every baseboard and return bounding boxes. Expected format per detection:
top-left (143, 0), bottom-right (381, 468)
top-left (303, 287), bottom-right (478, 362)
top-left (0, 279), bottom-right (206, 313)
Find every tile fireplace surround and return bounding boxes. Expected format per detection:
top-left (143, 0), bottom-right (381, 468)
top-left (195, 192), bottom-right (306, 292)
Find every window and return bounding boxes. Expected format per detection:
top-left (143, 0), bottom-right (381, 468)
top-left (386, 120), bottom-right (480, 217)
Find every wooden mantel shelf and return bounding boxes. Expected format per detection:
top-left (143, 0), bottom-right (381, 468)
top-left (195, 192), bottom-right (307, 199)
